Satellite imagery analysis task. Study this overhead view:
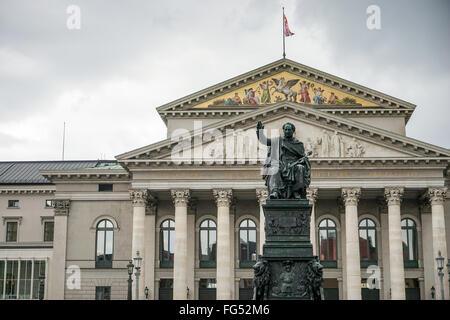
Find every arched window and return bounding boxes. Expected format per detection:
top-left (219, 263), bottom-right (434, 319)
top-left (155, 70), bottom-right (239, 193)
top-left (318, 219), bottom-right (337, 268)
top-left (402, 218), bottom-right (418, 268)
top-left (96, 219), bottom-right (114, 268)
top-left (239, 219), bottom-right (257, 268)
top-left (199, 219), bottom-right (217, 268)
top-left (160, 219), bottom-right (175, 268)
top-left (359, 218), bottom-right (377, 267)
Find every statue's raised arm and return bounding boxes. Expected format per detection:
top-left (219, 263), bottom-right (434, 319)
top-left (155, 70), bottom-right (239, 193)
top-left (256, 121), bottom-right (271, 146)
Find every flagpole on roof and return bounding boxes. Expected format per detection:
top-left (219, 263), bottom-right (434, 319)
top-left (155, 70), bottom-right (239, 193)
top-left (282, 7), bottom-right (286, 59)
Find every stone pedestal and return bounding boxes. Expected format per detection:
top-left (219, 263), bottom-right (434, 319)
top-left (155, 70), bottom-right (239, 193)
top-left (258, 199), bottom-right (321, 300)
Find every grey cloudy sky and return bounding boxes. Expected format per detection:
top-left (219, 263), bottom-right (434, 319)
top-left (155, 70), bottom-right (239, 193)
top-left (0, 0), bottom-right (449, 161)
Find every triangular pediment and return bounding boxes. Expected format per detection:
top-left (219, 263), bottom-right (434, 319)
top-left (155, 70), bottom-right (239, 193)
top-left (156, 59), bottom-right (416, 114)
top-left (117, 102), bottom-right (449, 163)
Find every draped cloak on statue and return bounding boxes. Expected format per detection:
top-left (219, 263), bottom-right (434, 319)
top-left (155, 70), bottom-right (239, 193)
top-left (261, 136), bottom-right (311, 198)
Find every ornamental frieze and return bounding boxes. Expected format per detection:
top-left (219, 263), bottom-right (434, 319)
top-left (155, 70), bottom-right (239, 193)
top-left (54, 199), bottom-right (70, 216)
top-left (265, 211), bottom-right (310, 237)
top-left (304, 130), bottom-right (366, 158)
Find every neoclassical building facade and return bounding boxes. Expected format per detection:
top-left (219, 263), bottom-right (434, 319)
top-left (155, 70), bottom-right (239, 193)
top-left (0, 59), bottom-right (449, 300)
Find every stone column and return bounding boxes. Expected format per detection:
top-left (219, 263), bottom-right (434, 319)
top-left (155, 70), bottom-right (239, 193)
top-left (48, 200), bottom-right (70, 300)
top-left (307, 188), bottom-right (318, 255)
top-left (256, 188), bottom-right (268, 254)
top-left (171, 189), bottom-right (190, 300)
top-left (420, 200), bottom-right (434, 300)
top-left (427, 187), bottom-right (449, 300)
top-left (213, 189), bottom-right (233, 300)
top-left (378, 197), bottom-right (391, 300)
top-left (187, 199), bottom-right (197, 300)
top-left (385, 187), bottom-right (406, 300)
top-left (144, 196), bottom-right (157, 300)
top-left (341, 188), bottom-right (362, 300)
top-left (130, 189), bottom-right (148, 300)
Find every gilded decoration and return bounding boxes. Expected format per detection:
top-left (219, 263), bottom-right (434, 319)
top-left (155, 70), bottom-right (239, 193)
top-left (194, 71), bottom-right (377, 109)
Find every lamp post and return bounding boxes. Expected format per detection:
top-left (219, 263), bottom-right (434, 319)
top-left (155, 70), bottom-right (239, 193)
top-left (127, 260), bottom-right (134, 300)
top-left (38, 274), bottom-right (45, 300)
top-left (436, 251), bottom-right (445, 300)
top-left (430, 286), bottom-right (436, 300)
top-left (134, 251), bottom-right (143, 300)
top-left (144, 286), bottom-right (149, 299)
top-left (447, 259), bottom-right (450, 284)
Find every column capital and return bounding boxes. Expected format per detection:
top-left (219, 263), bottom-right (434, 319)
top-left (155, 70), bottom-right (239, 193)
top-left (170, 189), bottom-right (191, 207)
top-left (384, 187), bottom-right (404, 206)
top-left (341, 187), bottom-right (361, 206)
top-left (146, 194), bottom-right (158, 215)
top-left (427, 187), bottom-right (447, 205)
top-left (256, 188), bottom-right (268, 205)
top-left (213, 189), bottom-right (233, 207)
top-left (306, 187), bottom-right (319, 205)
top-left (129, 189), bottom-right (148, 207)
top-left (54, 199), bottom-right (70, 216)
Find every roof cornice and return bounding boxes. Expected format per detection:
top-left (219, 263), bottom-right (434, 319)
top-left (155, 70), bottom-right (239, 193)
top-left (156, 58), bottom-right (416, 113)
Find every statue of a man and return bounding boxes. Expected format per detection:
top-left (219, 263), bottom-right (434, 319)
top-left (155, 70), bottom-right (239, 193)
top-left (256, 121), bottom-right (311, 199)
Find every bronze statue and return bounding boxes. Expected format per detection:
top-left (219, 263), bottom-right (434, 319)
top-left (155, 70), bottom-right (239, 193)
top-left (252, 256), bottom-right (270, 300)
top-left (307, 256), bottom-right (324, 300)
top-left (256, 121), bottom-right (311, 199)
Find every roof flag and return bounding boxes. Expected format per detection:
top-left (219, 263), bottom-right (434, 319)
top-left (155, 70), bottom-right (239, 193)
top-left (282, 7), bottom-right (294, 58)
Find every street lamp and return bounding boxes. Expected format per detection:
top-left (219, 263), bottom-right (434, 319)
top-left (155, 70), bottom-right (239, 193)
top-left (38, 274), bottom-right (45, 300)
top-left (127, 260), bottom-right (134, 300)
top-left (447, 259), bottom-right (450, 283)
top-left (144, 286), bottom-right (149, 299)
top-left (436, 251), bottom-right (445, 300)
top-left (187, 287), bottom-right (190, 299)
top-left (133, 251), bottom-right (143, 300)
top-left (430, 286), bottom-right (436, 300)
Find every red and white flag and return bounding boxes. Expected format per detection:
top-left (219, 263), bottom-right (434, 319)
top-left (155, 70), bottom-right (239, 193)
top-left (283, 13), bottom-right (294, 37)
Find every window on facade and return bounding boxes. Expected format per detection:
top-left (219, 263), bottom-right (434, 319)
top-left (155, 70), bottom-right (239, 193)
top-left (95, 286), bottom-right (111, 300)
top-left (318, 219), bottom-right (337, 268)
top-left (359, 218), bottom-right (377, 267)
top-left (0, 260), bottom-right (46, 300)
top-left (402, 218), bottom-right (418, 268)
top-left (98, 184), bottom-right (113, 192)
top-left (160, 219), bottom-right (175, 268)
top-left (199, 219), bottom-right (217, 268)
top-left (44, 221), bottom-right (54, 242)
top-left (7, 200), bottom-right (19, 208)
top-left (45, 200), bottom-right (53, 208)
top-left (95, 219), bottom-right (114, 268)
top-left (239, 219), bottom-right (257, 268)
top-left (6, 221), bottom-right (18, 242)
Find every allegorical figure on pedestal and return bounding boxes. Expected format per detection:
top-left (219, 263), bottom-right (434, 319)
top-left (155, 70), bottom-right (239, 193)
top-left (256, 121), bottom-right (311, 199)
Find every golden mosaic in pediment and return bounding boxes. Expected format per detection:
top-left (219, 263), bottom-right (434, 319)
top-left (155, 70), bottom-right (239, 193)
top-left (193, 71), bottom-right (378, 108)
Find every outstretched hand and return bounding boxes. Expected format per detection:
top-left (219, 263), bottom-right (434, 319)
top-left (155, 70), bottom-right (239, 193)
top-left (257, 121), bottom-right (264, 130)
